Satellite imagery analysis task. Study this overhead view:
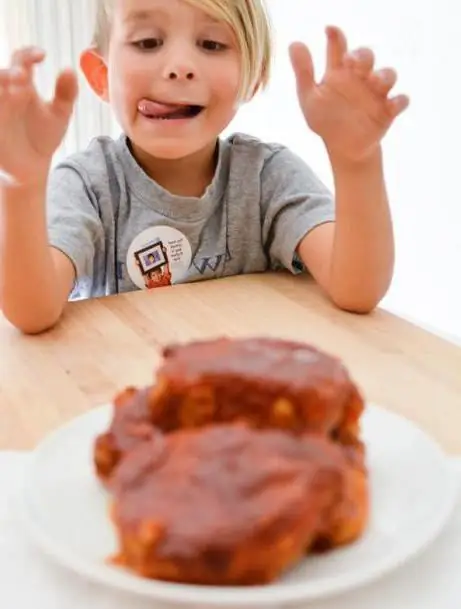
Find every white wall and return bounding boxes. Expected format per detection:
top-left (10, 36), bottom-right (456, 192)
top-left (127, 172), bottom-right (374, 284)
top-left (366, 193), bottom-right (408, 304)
top-left (0, 2), bottom-right (7, 64)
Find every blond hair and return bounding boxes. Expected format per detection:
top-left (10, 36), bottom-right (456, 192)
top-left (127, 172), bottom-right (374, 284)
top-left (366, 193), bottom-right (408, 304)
top-left (92, 0), bottom-right (273, 99)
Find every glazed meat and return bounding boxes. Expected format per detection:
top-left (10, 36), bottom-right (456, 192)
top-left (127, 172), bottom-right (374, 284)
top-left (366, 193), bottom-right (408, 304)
top-left (150, 338), bottom-right (364, 441)
top-left (94, 386), bottom-right (155, 486)
top-left (109, 424), bottom-right (369, 586)
top-left (94, 338), bottom-right (365, 485)
top-left (94, 338), bottom-right (370, 584)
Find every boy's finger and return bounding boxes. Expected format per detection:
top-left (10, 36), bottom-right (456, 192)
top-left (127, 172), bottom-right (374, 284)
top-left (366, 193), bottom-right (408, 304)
top-left (0, 66), bottom-right (28, 82)
top-left (10, 47), bottom-right (45, 75)
top-left (326, 26), bottom-right (348, 70)
top-left (368, 68), bottom-right (397, 97)
top-left (0, 67), bottom-right (28, 97)
top-left (343, 48), bottom-right (375, 77)
top-left (51, 69), bottom-right (79, 118)
top-left (386, 94), bottom-right (410, 119)
top-left (289, 42), bottom-right (315, 96)
top-left (0, 69), bottom-right (12, 86)
top-left (0, 72), bottom-right (25, 115)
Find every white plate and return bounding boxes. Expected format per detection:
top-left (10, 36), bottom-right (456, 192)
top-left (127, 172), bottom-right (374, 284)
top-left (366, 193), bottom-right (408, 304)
top-left (20, 404), bottom-right (458, 608)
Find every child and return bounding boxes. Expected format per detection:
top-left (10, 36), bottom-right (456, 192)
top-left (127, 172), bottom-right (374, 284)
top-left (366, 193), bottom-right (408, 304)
top-left (0, 0), bottom-right (409, 334)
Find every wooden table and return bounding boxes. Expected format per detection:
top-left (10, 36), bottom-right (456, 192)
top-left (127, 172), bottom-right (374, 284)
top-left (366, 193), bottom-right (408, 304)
top-left (1, 273), bottom-right (460, 452)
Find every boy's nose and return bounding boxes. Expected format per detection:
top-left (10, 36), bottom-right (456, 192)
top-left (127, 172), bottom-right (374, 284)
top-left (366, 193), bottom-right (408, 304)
top-left (162, 46), bottom-right (197, 81)
top-left (167, 69), bottom-right (195, 81)
top-left (163, 58), bottom-right (196, 81)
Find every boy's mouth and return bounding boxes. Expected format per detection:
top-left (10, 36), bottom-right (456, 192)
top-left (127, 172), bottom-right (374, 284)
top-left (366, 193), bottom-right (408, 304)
top-left (138, 99), bottom-right (205, 120)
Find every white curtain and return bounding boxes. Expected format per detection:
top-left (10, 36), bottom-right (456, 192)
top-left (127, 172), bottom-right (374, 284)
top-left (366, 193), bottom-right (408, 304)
top-left (0, 0), bottom-right (117, 163)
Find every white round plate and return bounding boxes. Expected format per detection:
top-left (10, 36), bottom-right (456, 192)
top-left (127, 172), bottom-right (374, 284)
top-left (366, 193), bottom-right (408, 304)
top-left (20, 404), bottom-right (458, 608)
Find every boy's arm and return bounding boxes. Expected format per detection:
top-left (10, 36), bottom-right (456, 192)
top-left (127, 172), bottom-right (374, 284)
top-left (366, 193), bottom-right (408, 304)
top-left (298, 148), bottom-right (394, 313)
top-left (288, 26), bottom-right (408, 312)
top-left (0, 178), bottom-right (76, 334)
top-left (0, 46), bottom-right (79, 333)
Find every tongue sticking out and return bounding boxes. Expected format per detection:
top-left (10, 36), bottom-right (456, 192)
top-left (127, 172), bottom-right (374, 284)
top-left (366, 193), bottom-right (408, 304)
top-left (138, 99), bottom-right (194, 119)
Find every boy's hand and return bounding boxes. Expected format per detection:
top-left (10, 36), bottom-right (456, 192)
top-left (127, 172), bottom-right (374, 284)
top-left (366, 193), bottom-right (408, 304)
top-left (289, 26), bottom-right (409, 164)
top-left (0, 47), bottom-right (78, 187)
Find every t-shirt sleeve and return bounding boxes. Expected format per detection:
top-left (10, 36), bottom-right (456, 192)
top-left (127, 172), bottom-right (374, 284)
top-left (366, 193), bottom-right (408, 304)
top-left (261, 147), bottom-right (335, 273)
top-left (46, 163), bottom-right (104, 294)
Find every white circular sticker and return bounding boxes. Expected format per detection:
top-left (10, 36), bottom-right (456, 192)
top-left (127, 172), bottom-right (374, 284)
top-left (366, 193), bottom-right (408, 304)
top-left (126, 227), bottom-right (192, 290)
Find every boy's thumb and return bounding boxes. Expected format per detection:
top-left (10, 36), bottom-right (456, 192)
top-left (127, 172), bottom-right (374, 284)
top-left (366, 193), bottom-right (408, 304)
top-left (52, 69), bottom-right (79, 118)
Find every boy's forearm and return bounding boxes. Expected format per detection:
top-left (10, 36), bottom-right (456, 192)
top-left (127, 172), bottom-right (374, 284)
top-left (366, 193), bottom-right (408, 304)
top-left (328, 147), bottom-right (394, 312)
top-left (0, 177), bottom-right (66, 332)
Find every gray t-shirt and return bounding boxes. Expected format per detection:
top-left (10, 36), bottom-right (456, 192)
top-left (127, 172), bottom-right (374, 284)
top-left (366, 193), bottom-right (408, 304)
top-left (46, 132), bottom-right (335, 299)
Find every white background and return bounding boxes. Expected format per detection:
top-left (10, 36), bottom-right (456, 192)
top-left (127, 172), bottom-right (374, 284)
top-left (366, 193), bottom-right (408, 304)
top-left (1, 0), bottom-right (460, 340)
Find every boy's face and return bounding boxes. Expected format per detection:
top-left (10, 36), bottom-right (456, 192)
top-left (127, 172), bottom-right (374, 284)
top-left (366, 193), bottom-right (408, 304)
top-left (104, 0), bottom-right (242, 159)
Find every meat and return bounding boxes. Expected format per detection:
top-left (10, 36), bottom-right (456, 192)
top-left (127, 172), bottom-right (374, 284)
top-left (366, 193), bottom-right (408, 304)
top-left (93, 337), bottom-right (370, 585)
top-left (94, 386), bottom-right (155, 486)
top-left (109, 424), bottom-right (368, 585)
top-left (151, 338), bottom-right (364, 440)
top-left (94, 338), bottom-right (364, 485)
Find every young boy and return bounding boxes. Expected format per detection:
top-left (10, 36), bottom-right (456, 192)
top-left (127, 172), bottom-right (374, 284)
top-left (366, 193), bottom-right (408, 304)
top-left (0, 0), bottom-right (409, 334)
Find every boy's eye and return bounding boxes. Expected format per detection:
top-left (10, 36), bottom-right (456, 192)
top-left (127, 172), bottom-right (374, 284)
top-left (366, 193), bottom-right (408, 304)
top-left (132, 38), bottom-right (162, 51)
top-left (200, 40), bottom-right (227, 52)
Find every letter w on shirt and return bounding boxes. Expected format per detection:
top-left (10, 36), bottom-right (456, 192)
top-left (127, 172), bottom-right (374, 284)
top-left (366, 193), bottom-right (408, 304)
top-left (193, 255), bottom-right (224, 275)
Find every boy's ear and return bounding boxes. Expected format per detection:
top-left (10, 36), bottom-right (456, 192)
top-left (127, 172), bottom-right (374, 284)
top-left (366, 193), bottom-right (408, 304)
top-left (80, 48), bottom-right (109, 101)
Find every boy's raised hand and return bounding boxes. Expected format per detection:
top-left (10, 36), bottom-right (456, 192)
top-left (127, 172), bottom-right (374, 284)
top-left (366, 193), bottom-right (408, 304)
top-left (289, 26), bottom-right (410, 164)
top-left (0, 47), bottom-right (78, 186)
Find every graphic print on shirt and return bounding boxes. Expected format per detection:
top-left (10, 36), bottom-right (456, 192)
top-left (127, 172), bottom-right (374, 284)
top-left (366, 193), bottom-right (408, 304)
top-left (126, 227), bottom-right (192, 290)
top-left (193, 246), bottom-right (232, 275)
